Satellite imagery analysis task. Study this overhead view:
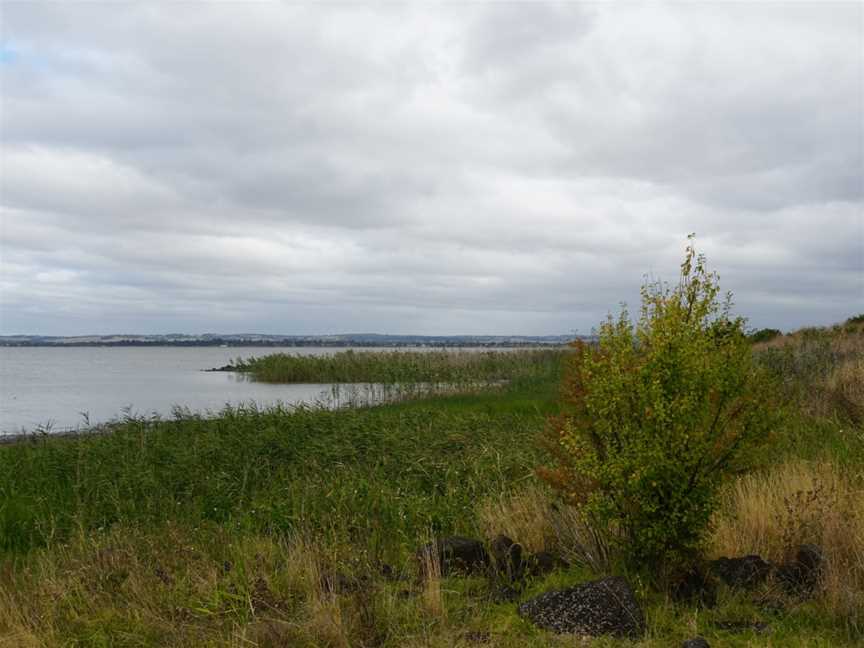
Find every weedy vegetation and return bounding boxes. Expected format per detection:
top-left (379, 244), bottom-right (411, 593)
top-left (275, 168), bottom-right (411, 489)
top-left (1, 240), bottom-right (862, 647)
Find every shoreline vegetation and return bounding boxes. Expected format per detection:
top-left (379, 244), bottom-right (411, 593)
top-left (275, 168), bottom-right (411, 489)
top-left (222, 348), bottom-right (566, 385)
top-left (1, 349), bottom-right (567, 444)
top-left (1, 315), bottom-right (862, 646)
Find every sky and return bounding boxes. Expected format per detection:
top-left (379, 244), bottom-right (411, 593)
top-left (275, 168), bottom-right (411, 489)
top-left (1, 2), bottom-right (862, 336)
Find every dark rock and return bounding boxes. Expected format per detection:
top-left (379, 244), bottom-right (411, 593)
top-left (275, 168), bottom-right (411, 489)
top-left (776, 544), bottom-right (824, 597)
top-left (489, 534), bottom-right (514, 558)
top-left (417, 536), bottom-right (489, 577)
top-left (709, 555), bottom-right (772, 589)
top-left (525, 551), bottom-right (567, 577)
top-left (796, 544), bottom-right (824, 573)
top-left (797, 544), bottom-right (825, 571)
top-left (518, 576), bottom-right (645, 638)
top-left (682, 638), bottom-right (710, 648)
top-left (489, 534), bottom-right (524, 581)
top-left (713, 620), bottom-right (770, 634)
top-left (670, 566), bottom-right (717, 607)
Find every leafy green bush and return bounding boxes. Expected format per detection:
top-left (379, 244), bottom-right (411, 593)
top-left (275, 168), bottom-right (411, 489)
top-left (540, 238), bottom-right (775, 569)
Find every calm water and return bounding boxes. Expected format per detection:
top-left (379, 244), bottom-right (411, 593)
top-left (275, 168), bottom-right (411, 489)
top-left (0, 346), bottom-right (385, 435)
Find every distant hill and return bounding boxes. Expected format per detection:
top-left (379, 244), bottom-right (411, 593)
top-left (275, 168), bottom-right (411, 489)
top-left (0, 333), bottom-right (581, 348)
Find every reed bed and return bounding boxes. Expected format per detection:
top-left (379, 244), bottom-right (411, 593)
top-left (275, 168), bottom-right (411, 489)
top-left (232, 348), bottom-right (566, 385)
top-left (0, 385), bottom-right (557, 555)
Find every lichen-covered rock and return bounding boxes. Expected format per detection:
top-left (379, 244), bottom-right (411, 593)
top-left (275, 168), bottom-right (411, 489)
top-left (518, 576), bottom-right (644, 638)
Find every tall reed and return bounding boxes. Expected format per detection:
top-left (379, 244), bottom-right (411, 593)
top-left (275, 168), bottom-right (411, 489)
top-left (232, 349), bottom-right (565, 385)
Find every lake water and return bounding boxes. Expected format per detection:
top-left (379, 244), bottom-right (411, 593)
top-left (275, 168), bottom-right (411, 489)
top-left (0, 346), bottom-right (394, 435)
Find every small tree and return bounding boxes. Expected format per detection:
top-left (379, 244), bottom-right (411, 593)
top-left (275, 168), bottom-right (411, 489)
top-left (540, 237), bottom-right (774, 568)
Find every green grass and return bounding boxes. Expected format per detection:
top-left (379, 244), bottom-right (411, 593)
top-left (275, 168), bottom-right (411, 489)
top-left (0, 357), bottom-right (564, 557)
top-left (1, 343), bottom-right (862, 646)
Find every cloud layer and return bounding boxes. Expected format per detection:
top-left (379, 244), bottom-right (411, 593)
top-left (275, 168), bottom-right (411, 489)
top-left (1, 3), bottom-right (862, 335)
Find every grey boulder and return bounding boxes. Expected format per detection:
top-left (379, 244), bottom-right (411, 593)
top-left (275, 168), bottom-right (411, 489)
top-left (518, 576), bottom-right (644, 638)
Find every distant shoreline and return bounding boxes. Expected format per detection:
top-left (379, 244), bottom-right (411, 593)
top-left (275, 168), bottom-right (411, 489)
top-left (0, 337), bottom-right (578, 349)
top-left (0, 341), bottom-right (571, 348)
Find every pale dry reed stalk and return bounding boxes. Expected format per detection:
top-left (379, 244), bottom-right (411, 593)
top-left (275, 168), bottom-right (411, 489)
top-left (419, 541), bottom-right (445, 619)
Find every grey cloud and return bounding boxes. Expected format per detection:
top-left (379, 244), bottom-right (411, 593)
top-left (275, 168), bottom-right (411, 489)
top-left (461, 3), bottom-right (863, 211)
top-left (0, 3), bottom-right (861, 336)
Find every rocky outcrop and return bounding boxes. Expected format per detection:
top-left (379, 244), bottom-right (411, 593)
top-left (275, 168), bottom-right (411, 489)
top-left (518, 576), bottom-right (644, 638)
top-left (709, 545), bottom-right (825, 598)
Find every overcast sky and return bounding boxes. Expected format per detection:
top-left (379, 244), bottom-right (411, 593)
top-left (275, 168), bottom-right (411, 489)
top-left (1, 2), bottom-right (862, 336)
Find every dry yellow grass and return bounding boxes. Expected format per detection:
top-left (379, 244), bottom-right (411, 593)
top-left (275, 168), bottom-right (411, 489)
top-left (476, 484), bottom-right (613, 572)
top-left (0, 525), bottom-right (374, 648)
top-left (476, 483), bottom-right (555, 554)
top-left (710, 460), bottom-right (864, 630)
top-left (754, 321), bottom-right (864, 353)
top-left (419, 540), bottom-right (445, 620)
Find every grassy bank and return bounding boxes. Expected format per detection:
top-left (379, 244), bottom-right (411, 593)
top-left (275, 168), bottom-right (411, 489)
top-left (1, 333), bottom-right (863, 646)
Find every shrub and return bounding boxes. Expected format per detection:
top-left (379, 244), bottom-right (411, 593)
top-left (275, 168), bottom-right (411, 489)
top-left (539, 237), bottom-right (775, 569)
